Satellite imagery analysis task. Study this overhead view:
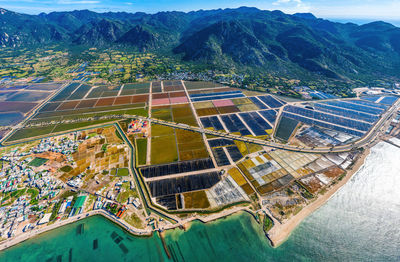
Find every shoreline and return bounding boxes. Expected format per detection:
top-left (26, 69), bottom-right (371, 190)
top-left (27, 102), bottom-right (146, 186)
top-left (267, 147), bottom-right (371, 247)
top-left (0, 147), bottom-right (373, 252)
top-left (0, 209), bottom-right (153, 252)
top-left (0, 203), bottom-right (252, 252)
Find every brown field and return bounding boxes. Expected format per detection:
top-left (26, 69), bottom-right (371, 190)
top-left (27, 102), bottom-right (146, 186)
top-left (257, 183), bottom-right (276, 195)
top-left (171, 104), bottom-right (192, 118)
top-left (164, 85), bottom-right (184, 92)
top-left (76, 99), bottom-right (98, 109)
top-left (57, 101), bottom-right (80, 111)
top-left (300, 175), bottom-right (324, 194)
top-left (153, 93), bottom-right (169, 99)
top-left (183, 190), bottom-right (210, 209)
top-left (217, 106), bottom-right (240, 114)
top-left (172, 104), bottom-right (198, 126)
top-left (196, 107), bottom-right (218, 116)
top-left (241, 183), bottom-right (255, 195)
top-left (131, 94), bottom-right (149, 103)
top-left (323, 166), bottom-right (345, 178)
top-left (169, 91), bottom-right (186, 98)
top-left (60, 127), bottom-right (129, 185)
top-left (175, 128), bottom-right (208, 161)
top-left (95, 97), bottom-right (116, 107)
top-left (114, 96), bottom-right (133, 105)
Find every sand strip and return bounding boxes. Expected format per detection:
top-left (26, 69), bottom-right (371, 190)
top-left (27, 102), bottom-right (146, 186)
top-left (267, 147), bottom-right (371, 247)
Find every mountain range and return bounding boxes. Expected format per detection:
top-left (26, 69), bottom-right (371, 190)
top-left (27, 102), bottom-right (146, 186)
top-left (1, 7), bottom-right (400, 81)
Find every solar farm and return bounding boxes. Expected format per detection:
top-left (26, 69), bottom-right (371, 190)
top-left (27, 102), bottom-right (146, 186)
top-left (280, 96), bottom-right (398, 140)
top-left (1, 79), bottom-right (399, 217)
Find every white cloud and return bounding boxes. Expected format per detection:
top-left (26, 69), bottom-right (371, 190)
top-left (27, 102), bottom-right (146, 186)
top-left (270, 0), bottom-right (311, 13)
top-left (273, 0), bottom-right (302, 6)
top-left (57, 0), bottom-right (100, 4)
top-left (311, 2), bottom-right (400, 20)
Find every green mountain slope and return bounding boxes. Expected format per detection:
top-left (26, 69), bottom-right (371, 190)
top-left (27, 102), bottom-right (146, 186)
top-left (0, 6), bottom-right (399, 82)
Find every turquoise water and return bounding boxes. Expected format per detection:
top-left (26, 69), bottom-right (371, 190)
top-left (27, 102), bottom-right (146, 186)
top-left (1, 142), bottom-right (400, 261)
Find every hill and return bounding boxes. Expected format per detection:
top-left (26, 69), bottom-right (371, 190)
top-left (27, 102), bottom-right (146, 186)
top-left (0, 7), bottom-right (400, 82)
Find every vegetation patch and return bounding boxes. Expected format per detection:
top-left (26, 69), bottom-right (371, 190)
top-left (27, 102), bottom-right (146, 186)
top-left (183, 190), bottom-right (210, 209)
top-left (135, 138), bottom-right (147, 166)
top-left (150, 124), bottom-right (178, 165)
top-left (60, 165), bottom-right (73, 173)
top-left (116, 168), bottom-right (129, 176)
top-left (28, 157), bottom-right (48, 167)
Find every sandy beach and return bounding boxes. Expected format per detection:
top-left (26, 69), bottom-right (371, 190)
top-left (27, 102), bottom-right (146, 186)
top-left (267, 147), bottom-right (371, 247)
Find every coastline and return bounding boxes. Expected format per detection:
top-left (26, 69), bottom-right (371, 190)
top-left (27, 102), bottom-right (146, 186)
top-left (0, 148), bottom-right (373, 252)
top-left (0, 203), bottom-right (252, 252)
top-left (267, 147), bottom-right (371, 247)
top-left (0, 209), bottom-right (153, 252)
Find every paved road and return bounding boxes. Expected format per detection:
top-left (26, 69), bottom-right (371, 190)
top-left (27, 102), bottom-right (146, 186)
top-left (2, 83), bottom-right (398, 154)
top-left (122, 98), bottom-right (398, 154)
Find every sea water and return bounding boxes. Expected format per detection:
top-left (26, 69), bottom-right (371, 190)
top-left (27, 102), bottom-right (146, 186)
top-left (1, 142), bottom-right (400, 261)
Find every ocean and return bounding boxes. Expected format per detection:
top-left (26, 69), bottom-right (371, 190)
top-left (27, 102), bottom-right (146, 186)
top-left (1, 142), bottom-right (399, 261)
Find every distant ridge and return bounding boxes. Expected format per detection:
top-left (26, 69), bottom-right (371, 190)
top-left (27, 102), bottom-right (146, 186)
top-left (0, 6), bottom-right (399, 81)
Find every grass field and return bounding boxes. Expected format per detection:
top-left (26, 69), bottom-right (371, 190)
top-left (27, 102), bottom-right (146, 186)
top-left (184, 81), bottom-right (220, 90)
top-left (136, 138), bottom-right (147, 166)
top-left (6, 119), bottom-right (117, 143)
top-left (116, 168), bottom-right (129, 176)
top-left (28, 157), bottom-right (48, 167)
top-left (152, 106), bottom-right (172, 121)
top-left (150, 124), bottom-right (178, 165)
top-left (60, 165), bottom-right (73, 172)
top-left (6, 125), bottom-right (56, 142)
top-left (51, 119), bottom-right (115, 133)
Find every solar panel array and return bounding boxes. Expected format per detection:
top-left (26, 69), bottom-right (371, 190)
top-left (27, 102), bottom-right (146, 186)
top-left (190, 91), bottom-right (245, 102)
top-left (281, 97), bottom-right (397, 137)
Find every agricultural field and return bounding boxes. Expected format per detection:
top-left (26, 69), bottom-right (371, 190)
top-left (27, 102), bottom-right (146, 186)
top-left (0, 82), bottom-right (64, 126)
top-left (0, 76), bottom-right (396, 223)
top-left (28, 157), bottom-right (48, 167)
top-left (150, 124), bottom-right (178, 165)
top-left (135, 138), bottom-right (147, 166)
top-left (59, 127), bottom-right (130, 195)
top-left (175, 129), bottom-right (208, 161)
top-left (238, 153), bottom-right (293, 195)
top-left (227, 167), bottom-right (255, 196)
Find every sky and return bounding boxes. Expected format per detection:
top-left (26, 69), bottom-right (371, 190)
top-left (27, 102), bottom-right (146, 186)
top-left (1, 0), bottom-right (400, 25)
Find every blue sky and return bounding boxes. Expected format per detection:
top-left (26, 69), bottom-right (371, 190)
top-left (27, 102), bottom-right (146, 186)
top-left (1, 0), bottom-right (400, 24)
